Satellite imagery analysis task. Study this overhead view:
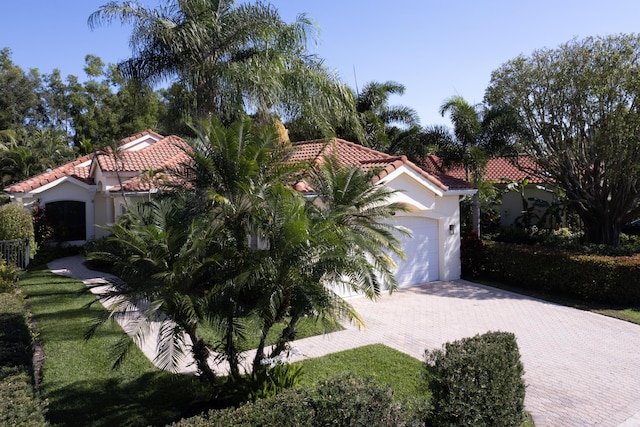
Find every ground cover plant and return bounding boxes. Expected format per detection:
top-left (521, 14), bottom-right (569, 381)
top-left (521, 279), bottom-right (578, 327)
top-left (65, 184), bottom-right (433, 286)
top-left (0, 286), bottom-right (48, 426)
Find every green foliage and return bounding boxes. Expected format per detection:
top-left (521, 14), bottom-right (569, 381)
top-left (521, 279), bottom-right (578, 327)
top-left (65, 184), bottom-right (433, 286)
top-left (171, 373), bottom-right (408, 427)
top-left (486, 34), bottom-right (640, 245)
top-left (482, 241), bottom-right (640, 306)
top-left (0, 257), bottom-right (20, 292)
top-left (0, 203), bottom-right (36, 258)
top-left (0, 291), bottom-right (48, 426)
top-left (222, 361), bottom-right (303, 405)
top-left (424, 331), bottom-right (526, 427)
top-left (460, 230), bottom-right (485, 279)
top-left (0, 367), bottom-right (48, 427)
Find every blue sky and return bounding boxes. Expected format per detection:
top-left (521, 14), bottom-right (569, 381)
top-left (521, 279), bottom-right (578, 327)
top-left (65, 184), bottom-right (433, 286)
top-left (2, 1), bottom-right (640, 128)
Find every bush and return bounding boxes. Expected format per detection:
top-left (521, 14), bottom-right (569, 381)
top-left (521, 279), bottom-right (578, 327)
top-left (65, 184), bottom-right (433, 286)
top-left (0, 292), bottom-right (48, 426)
top-left (482, 241), bottom-right (640, 306)
top-left (170, 373), bottom-right (410, 427)
top-left (0, 203), bottom-right (36, 258)
top-left (461, 230), bottom-right (485, 279)
top-left (0, 367), bottom-right (48, 427)
top-left (424, 331), bottom-right (525, 427)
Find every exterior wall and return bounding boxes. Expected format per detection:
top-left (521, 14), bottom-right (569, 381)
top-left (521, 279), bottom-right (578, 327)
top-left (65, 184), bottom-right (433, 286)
top-left (13, 179), bottom-right (97, 244)
top-left (383, 169), bottom-right (463, 282)
top-left (500, 185), bottom-right (555, 227)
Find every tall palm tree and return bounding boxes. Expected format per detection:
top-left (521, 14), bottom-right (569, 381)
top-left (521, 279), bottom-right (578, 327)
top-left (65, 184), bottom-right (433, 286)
top-left (349, 80), bottom-right (420, 151)
top-left (436, 96), bottom-right (522, 234)
top-left (88, 0), bottom-right (358, 135)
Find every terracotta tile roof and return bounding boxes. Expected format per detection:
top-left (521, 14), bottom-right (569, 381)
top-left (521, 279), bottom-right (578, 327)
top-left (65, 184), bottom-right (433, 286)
top-left (4, 130), bottom-right (191, 194)
top-left (290, 138), bottom-right (467, 191)
top-left (421, 155), bottom-right (545, 185)
top-left (4, 155), bottom-right (94, 193)
top-left (119, 128), bottom-right (165, 145)
top-left (98, 135), bottom-right (190, 173)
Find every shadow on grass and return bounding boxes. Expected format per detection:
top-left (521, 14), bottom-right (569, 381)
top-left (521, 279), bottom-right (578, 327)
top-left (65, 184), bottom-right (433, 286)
top-left (45, 371), bottom-right (206, 427)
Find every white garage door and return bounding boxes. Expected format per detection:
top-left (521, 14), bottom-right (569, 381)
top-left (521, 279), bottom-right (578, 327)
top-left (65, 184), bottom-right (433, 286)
top-left (392, 216), bottom-right (439, 287)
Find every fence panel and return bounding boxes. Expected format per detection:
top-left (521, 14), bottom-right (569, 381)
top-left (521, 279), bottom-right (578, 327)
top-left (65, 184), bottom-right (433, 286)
top-left (0, 239), bottom-right (30, 269)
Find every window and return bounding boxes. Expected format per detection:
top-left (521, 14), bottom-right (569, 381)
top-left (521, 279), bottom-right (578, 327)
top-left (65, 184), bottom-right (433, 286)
top-left (45, 201), bottom-right (86, 241)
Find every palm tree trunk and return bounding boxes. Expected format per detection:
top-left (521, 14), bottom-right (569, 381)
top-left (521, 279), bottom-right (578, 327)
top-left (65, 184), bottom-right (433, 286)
top-left (185, 329), bottom-right (217, 385)
top-left (269, 313), bottom-right (300, 359)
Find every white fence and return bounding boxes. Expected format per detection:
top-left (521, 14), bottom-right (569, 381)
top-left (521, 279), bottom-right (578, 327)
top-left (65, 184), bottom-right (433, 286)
top-left (0, 239), bottom-right (30, 269)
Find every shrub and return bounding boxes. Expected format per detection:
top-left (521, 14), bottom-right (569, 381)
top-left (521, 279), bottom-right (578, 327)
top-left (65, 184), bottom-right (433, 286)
top-left (171, 373), bottom-right (410, 427)
top-left (0, 292), bottom-right (48, 426)
top-left (482, 241), bottom-right (640, 306)
top-left (0, 203), bottom-right (36, 258)
top-left (424, 331), bottom-right (525, 427)
top-left (460, 230), bottom-right (485, 279)
top-left (0, 367), bottom-right (48, 427)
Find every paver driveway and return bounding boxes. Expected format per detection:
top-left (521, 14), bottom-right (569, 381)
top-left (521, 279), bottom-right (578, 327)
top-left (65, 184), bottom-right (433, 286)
top-left (49, 256), bottom-right (640, 426)
top-left (290, 280), bottom-right (640, 427)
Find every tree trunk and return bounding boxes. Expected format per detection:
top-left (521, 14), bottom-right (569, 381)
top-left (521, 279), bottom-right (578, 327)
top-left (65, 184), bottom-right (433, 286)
top-left (185, 330), bottom-right (217, 386)
top-left (583, 215), bottom-right (621, 246)
top-left (472, 192), bottom-right (481, 236)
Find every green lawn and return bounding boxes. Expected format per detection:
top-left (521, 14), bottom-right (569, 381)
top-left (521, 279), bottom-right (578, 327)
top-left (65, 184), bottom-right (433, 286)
top-left (17, 266), bottom-right (534, 426)
top-left (296, 343), bottom-right (427, 402)
top-left (19, 267), bottom-right (202, 427)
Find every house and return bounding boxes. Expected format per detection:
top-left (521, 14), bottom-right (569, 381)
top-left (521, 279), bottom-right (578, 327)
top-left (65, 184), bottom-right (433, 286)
top-left (422, 155), bottom-right (555, 227)
top-left (4, 130), bottom-right (474, 285)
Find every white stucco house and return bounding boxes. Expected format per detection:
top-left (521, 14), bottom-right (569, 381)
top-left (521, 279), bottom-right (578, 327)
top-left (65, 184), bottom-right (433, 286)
top-left (4, 130), bottom-right (474, 285)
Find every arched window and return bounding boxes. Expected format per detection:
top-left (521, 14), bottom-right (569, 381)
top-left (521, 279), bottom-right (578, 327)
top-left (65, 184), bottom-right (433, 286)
top-left (45, 201), bottom-right (86, 241)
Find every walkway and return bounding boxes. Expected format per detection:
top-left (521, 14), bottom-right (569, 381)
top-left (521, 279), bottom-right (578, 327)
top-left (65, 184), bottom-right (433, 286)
top-left (48, 255), bottom-right (640, 427)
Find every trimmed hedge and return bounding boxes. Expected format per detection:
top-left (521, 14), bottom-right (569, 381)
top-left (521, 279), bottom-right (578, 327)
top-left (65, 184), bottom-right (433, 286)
top-left (424, 331), bottom-right (525, 427)
top-left (0, 292), bottom-right (48, 426)
top-left (482, 241), bottom-right (640, 306)
top-left (170, 373), bottom-right (412, 427)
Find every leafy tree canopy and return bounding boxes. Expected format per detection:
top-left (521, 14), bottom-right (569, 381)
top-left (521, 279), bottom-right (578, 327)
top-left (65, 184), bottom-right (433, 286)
top-left (485, 34), bottom-right (640, 245)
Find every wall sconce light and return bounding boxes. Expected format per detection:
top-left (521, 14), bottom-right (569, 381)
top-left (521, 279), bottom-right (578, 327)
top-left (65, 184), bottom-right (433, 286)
top-left (449, 224), bottom-right (456, 235)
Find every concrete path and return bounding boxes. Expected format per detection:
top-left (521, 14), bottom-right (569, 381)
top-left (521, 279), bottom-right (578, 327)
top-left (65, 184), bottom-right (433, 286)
top-left (48, 255), bottom-right (640, 427)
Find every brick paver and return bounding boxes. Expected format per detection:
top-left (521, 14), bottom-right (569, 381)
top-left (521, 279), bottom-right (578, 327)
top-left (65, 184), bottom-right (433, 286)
top-left (49, 256), bottom-right (640, 426)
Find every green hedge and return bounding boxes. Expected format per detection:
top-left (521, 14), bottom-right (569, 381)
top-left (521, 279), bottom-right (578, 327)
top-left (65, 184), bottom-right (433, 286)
top-left (482, 241), bottom-right (640, 306)
top-left (170, 373), bottom-right (412, 427)
top-left (0, 292), bottom-right (48, 426)
top-left (424, 331), bottom-right (526, 427)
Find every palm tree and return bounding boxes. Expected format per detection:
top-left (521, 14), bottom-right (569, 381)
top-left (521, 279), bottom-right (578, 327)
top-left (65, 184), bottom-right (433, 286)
top-left (86, 195), bottom-right (223, 384)
top-left (88, 0), bottom-right (358, 135)
top-left (254, 157), bottom-right (407, 370)
top-left (436, 96), bottom-right (522, 234)
top-left (88, 117), bottom-right (410, 392)
top-left (345, 80), bottom-right (420, 151)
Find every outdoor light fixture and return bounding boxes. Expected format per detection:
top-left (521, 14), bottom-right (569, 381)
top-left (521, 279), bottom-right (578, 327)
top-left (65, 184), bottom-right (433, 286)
top-left (449, 224), bottom-right (455, 235)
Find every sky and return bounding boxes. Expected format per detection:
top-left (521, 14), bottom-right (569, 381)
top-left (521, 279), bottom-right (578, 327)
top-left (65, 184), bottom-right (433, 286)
top-left (3, 1), bottom-right (640, 128)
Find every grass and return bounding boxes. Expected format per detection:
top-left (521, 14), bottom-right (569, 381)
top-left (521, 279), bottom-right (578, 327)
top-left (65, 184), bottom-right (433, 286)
top-left (17, 265), bottom-right (534, 426)
top-left (197, 316), bottom-right (343, 352)
top-left (296, 343), bottom-right (427, 402)
top-left (475, 279), bottom-right (640, 325)
top-left (19, 267), bottom-right (202, 427)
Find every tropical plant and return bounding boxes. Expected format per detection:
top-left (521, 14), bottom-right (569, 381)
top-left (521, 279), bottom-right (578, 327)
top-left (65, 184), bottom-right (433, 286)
top-left (433, 96), bottom-right (523, 234)
top-left (88, 0), bottom-right (358, 136)
top-left (87, 117), bottom-right (409, 400)
top-left (336, 80), bottom-right (420, 152)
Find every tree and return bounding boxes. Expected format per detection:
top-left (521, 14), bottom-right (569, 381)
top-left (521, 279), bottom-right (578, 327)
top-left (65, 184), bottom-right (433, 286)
top-left (88, 0), bottom-right (358, 136)
top-left (87, 117), bottom-right (408, 397)
top-left (435, 96), bottom-right (521, 234)
top-left (485, 34), bottom-right (640, 246)
top-left (0, 48), bottom-right (42, 130)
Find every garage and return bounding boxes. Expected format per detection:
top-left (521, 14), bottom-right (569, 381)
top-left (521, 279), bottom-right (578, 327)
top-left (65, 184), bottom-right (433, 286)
top-left (391, 216), bottom-right (440, 286)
